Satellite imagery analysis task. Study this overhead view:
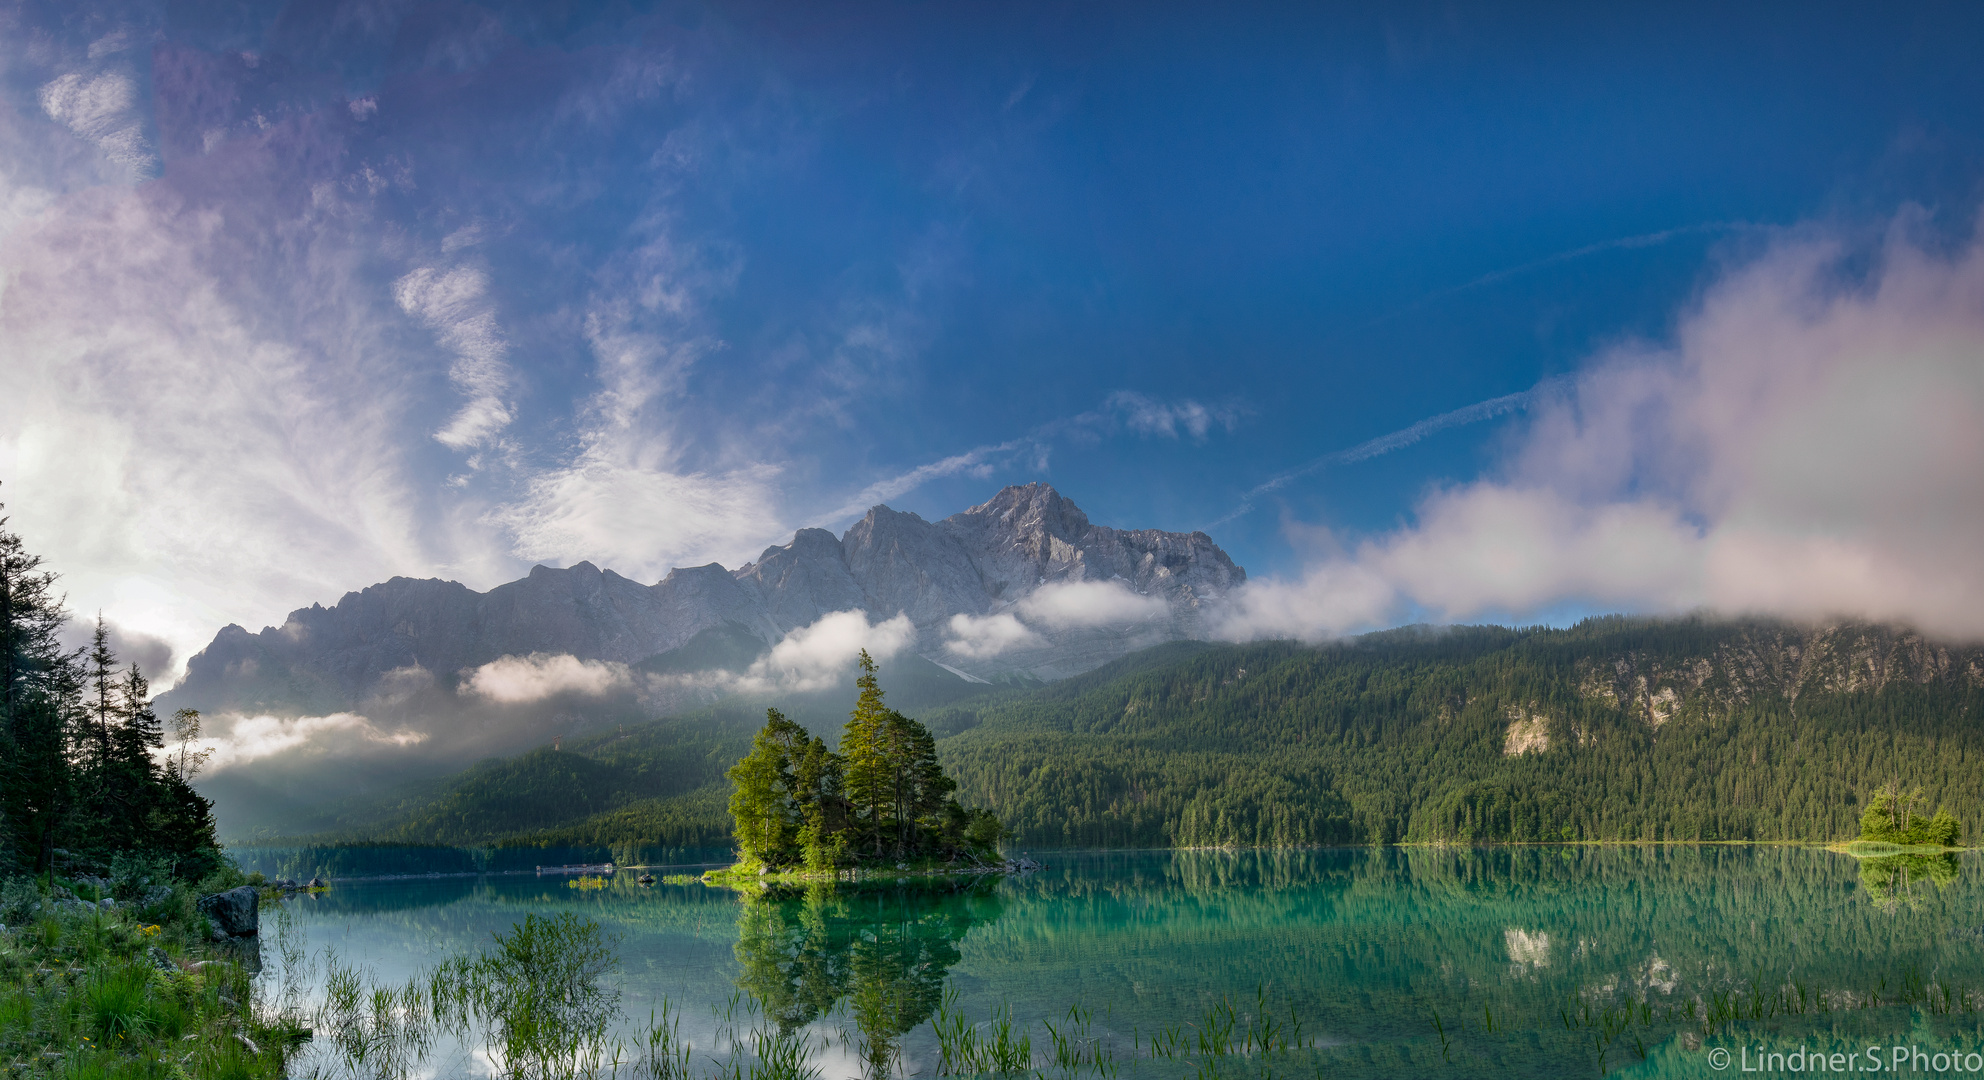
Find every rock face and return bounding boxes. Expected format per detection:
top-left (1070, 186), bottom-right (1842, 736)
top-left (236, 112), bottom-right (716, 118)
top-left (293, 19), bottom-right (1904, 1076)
top-left (1573, 619), bottom-right (1984, 731)
top-left (159, 484), bottom-right (1246, 718)
top-left (197, 887), bottom-right (259, 938)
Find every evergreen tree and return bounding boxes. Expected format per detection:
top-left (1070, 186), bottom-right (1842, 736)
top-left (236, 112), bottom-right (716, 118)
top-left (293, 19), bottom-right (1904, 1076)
top-left (841, 650), bottom-right (893, 860)
top-left (0, 488), bottom-right (221, 879)
top-left (0, 494), bottom-right (77, 875)
top-left (83, 616), bottom-right (118, 785)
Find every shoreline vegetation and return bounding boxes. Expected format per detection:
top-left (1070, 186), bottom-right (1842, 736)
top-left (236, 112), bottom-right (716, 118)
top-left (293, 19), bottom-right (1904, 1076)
top-left (2, 496), bottom-right (277, 1075)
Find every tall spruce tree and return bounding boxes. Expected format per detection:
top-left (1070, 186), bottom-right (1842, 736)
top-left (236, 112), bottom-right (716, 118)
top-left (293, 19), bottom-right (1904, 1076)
top-left (0, 494), bottom-right (76, 874)
top-left (727, 708), bottom-right (809, 863)
top-left (841, 650), bottom-right (892, 860)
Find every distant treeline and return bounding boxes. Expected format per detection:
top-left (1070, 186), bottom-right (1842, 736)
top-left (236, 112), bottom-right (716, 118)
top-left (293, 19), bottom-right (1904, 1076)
top-left (0, 499), bottom-right (224, 880)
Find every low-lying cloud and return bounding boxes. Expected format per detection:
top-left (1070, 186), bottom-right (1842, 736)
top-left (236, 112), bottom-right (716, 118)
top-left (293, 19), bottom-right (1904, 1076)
top-left (461, 653), bottom-right (633, 703)
top-left (1018, 579), bottom-right (1170, 628)
top-left (739, 609), bottom-right (916, 694)
top-left (945, 612), bottom-right (1043, 659)
top-left (1220, 216), bottom-right (1984, 641)
top-left (192, 712), bottom-right (428, 773)
top-left (944, 579), bottom-right (1170, 657)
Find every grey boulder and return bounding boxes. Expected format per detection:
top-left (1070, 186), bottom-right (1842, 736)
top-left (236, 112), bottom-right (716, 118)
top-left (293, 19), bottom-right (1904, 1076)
top-left (196, 887), bottom-right (259, 938)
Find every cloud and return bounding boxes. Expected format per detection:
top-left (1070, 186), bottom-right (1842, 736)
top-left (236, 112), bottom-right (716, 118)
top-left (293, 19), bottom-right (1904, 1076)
top-left (817, 391), bottom-right (1246, 529)
top-left (0, 175), bottom-right (481, 686)
top-left (461, 653), bottom-right (632, 703)
top-left (492, 316), bottom-right (788, 580)
top-left (57, 616), bottom-right (177, 680)
top-left (1206, 386), bottom-right (1546, 528)
top-left (1017, 579), bottom-right (1169, 628)
top-left (193, 712), bottom-right (426, 773)
top-left (1106, 391), bottom-right (1242, 441)
top-left (942, 579), bottom-right (1170, 658)
top-left (740, 609), bottom-right (916, 693)
top-left (944, 612), bottom-right (1043, 659)
top-left (394, 266), bottom-right (515, 451)
top-left (1220, 216), bottom-right (1984, 641)
top-left (38, 71), bottom-right (156, 177)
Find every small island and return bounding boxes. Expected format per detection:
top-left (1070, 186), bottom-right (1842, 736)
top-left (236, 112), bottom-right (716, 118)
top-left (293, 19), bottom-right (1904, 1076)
top-left (706, 651), bottom-right (1014, 885)
top-left (1830, 781), bottom-right (1966, 855)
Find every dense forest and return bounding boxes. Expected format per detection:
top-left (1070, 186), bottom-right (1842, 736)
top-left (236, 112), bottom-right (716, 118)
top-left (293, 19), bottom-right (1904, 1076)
top-left (282, 616), bottom-right (1984, 856)
top-left (0, 498), bottom-right (225, 881)
top-left (929, 621), bottom-right (1984, 848)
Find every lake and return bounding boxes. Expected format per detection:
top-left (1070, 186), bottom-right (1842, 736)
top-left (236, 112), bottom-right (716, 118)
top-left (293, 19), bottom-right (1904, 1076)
top-left (246, 846), bottom-right (1984, 1078)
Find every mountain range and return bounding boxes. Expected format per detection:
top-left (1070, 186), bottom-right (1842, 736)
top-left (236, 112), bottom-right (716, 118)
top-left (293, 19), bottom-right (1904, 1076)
top-left (162, 483), bottom-right (1246, 831)
top-left (162, 483), bottom-right (1241, 717)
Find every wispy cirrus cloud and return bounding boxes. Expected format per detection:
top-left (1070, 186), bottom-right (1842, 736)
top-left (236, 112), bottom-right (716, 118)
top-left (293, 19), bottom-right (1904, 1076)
top-left (38, 70), bottom-right (156, 178)
top-left (1106, 390), bottom-right (1244, 441)
top-left (395, 266), bottom-right (515, 452)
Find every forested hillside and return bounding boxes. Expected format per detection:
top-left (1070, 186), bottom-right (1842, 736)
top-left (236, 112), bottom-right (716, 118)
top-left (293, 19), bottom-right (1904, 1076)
top-left (282, 713), bottom-right (757, 850)
top-left (929, 618), bottom-right (1984, 847)
top-left (276, 617), bottom-right (1984, 853)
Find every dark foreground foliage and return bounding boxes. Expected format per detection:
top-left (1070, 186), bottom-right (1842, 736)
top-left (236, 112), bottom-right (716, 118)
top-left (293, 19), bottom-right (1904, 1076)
top-left (1, 491), bottom-right (226, 883)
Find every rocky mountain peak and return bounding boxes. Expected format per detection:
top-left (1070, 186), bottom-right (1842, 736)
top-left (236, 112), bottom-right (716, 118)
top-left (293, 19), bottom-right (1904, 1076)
top-left (955, 482), bottom-right (1092, 541)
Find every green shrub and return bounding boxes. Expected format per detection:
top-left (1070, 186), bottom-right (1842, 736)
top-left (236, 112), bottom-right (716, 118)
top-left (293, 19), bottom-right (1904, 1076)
top-left (0, 876), bottom-right (38, 925)
top-left (107, 854), bottom-right (173, 903)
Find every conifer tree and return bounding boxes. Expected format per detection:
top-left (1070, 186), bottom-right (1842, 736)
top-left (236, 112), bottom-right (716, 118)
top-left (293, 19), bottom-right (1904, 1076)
top-left (0, 494), bottom-right (76, 874)
top-left (728, 708), bottom-right (803, 863)
top-left (0, 489), bottom-right (221, 878)
top-left (83, 616), bottom-right (118, 782)
top-left (841, 650), bottom-right (892, 859)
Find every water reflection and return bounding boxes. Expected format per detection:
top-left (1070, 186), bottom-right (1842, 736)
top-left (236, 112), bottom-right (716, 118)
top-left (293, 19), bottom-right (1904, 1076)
top-left (734, 878), bottom-right (1004, 1073)
top-left (1860, 852), bottom-right (1961, 910)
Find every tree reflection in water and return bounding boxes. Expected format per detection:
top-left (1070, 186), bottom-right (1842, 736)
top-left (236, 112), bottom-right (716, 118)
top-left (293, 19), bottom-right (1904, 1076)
top-left (733, 877), bottom-right (1004, 1075)
top-left (1859, 852), bottom-right (1961, 911)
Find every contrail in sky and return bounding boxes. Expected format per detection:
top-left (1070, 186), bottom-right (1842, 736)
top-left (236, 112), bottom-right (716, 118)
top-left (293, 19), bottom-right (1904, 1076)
top-left (1362, 221), bottom-right (1757, 330)
top-left (1202, 383), bottom-right (1554, 529)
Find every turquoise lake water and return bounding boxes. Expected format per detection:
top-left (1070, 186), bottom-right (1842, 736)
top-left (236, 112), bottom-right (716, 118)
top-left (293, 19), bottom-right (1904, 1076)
top-left (249, 846), bottom-right (1984, 1078)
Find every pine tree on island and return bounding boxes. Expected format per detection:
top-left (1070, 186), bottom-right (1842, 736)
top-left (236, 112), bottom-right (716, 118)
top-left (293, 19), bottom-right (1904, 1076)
top-left (725, 650), bottom-right (1003, 874)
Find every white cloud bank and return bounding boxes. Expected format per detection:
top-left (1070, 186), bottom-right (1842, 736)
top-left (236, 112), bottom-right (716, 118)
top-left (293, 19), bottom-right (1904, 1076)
top-left (741, 610), bottom-right (916, 693)
top-left (1220, 217), bottom-right (1984, 641)
top-left (461, 653), bottom-right (633, 703)
top-left (945, 579), bottom-right (1170, 658)
top-left (192, 712), bottom-right (427, 773)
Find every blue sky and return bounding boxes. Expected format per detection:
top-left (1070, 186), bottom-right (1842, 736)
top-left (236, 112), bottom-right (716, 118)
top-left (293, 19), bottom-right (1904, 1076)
top-left (4, 0), bottom-right (1984, 675)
